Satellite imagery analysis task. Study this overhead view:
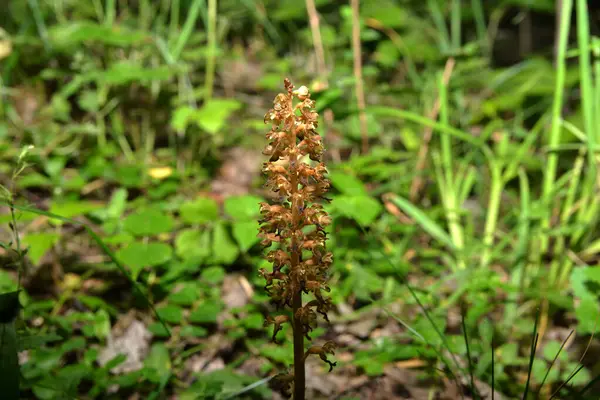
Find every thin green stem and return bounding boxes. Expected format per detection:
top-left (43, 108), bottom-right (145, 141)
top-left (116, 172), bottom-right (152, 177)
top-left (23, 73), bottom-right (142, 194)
top-left (205, 0), bottom-right (217, 100)
top-left (481, 162), bottom-right (503, 268)
top-left (450, 0), bottom-right (461, 50)
top-left (541, 0), bottom-right (572, 253)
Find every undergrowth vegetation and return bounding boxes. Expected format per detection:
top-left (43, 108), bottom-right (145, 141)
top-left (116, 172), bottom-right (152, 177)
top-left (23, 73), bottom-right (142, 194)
top-left (1, 0), bottom-right (600, 399)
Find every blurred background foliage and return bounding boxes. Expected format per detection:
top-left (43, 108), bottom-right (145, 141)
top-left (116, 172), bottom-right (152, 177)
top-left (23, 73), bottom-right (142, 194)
top-left (2, 0), bottom-right (600, 398)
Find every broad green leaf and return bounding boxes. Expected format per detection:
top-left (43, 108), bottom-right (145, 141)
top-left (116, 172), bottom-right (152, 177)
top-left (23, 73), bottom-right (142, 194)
top-left (157, 305), bottom-right (184, 324)
top-left (193, 99), bottom-right (242, 135)
top-left (542, 341), bottom-right (568, 362)
top-left (390, 195), bottom-right (456, 250)
top-left (574, 296), bottom-right (599, 335)
top-left (201, 266), bottom-right (226, 285)
top-left (117, 241), bottom-right (173, 280)
top-left (232, 221), bottom-right (260, 252)
top-left (584, 266), bottom-right (600, 284)
top-left (175, 229), bottom-right (211, 261)
top-left (123, 208), bottom-right (174, 237)
top-left (211, 223), bottom-right (239, 265)
top-left (170, 106), bottom-right (195, 132)
top-left (334, 195), bottom-right (382, 226)
top-left (18, 332), bottom-right (62, 351)
top-left (180, 197), bottom-right (218, 224)
top-left (49, 201), bottom-right (104, 219)
top-left (565, 364), bottom-right (591, 386)
top-left (144, 343), bottom-right (171, 384)
top-left (189, 301), bottom-right (222, 324)
top-left (148, 322), bottom-right (170, 338)
top-left (328, 171), bottom-right (367, 196)
top-left (374, 40), bottom-right (401, 68)
top-left (93, 309), bottom-right (111, 340)
top-left (168, 283), bottom-right (199, 306)
top-left (0, 271), bottom-right (16, 293)
top-left (532, 358), bottom-right (558, 384)
top-left (22, 232), bottom-right (60, 265)
top-left (224, 195), bottom-right (262, 220)
top-left (107, 188), bottom-right (128, 219)
top-left (180, 325), bottom-right (208, 338)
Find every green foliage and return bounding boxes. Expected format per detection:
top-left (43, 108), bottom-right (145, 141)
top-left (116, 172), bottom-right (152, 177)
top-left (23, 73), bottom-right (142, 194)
top-left (1, 0), bottom-right (598, 398)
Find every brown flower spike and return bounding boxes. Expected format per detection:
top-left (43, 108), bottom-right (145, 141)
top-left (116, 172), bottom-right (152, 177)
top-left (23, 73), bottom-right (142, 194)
top-left (259, 79), bottom-right (335, 399)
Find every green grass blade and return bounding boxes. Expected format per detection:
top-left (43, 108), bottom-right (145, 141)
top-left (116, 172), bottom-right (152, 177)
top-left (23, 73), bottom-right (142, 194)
top-left (522, 309), bottom-right (540, 400)
top-left (576, 0), bottom-right (596, 174)
top-left (171, 0), bottom-right (204, 61)
top-left (426, 0), bottom-right (450, 51)
top-left (461, 312), bottom-right (478, 399)
top-left (388, 194), bottom-right (456, 251)
top-left (541, 0), bottom-right (573, 252)
top-left (450, 0), bottom-right (461, 51)
top-left (368, 105), bottom-right (487, 148)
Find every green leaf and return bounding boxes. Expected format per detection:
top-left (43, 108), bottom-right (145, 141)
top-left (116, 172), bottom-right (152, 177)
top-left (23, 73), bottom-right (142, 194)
top-left (171, 106), bottom-right (195, 132)
top-left (107, 188), bottom-right (128, 219)
top-left (157, 305), bottom-right (184, 324)
top-left (175, 229), bottom-right (211, 261)
top-left (49, 21), bottom-right (147, 48)
top-left (193, 99), bottom-right (242, 134)
top-left (123, 208), bottom-right (174, 237)
top-left (224, 195), bottom-right (263, 220)
top-left (565, 364), bottom-right (591, 386)
top-left (374, 40), bottom-right (400, 68)
top-left (389, 195), bottom-right (456, 250)
top-left (96, 62), bottom-right (178, 86)
top-left (180, 197), bottom-right (218, 224)
top-left (117, 241), bottom-right (173, 280)
top-left (334, 195), bottom-right (382, 226)
top-left (148, 322), bottom-right (170, 338)
top-left (584, 266), bottom-right (600, 284)
top-left (543, 341), bottom-right (568, 362)
top-left (22, 232), bottom-right (60, 265)
top-left (232, 221), bottom-right (260, 252)
top-left (497, 342), bottom-right (518, 364)
top-left (241, 313), bottom-right (264, 330)
top-left (189, 302), bottom-right (221, 325)
top-left (532, 358), bottom-right (558, 384)
top-left (201, 266), bottom-right (226, 285)
top-left (180, 325), bottom-right (208, 338)
top-left (49, 201), bottom-right (104, 220)
top-left (211, 223), bottom-right (239, 265)
top-left (18, 333), bottom-right (62, 351)
top-left (144, 343), bottom-right (171, 384)
top-left (363, 0), bottom-right (408, 28)
top-left (168, 283), bottom-right (199, 306)
top-left (328, 171), bottom-right (367, 196)
top-left (93, 309), bottom-right (111, 340)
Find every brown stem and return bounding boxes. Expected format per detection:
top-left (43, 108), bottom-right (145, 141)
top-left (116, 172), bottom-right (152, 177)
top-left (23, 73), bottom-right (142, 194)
top-left (292, 290), bottom-right (305, 400)
top-left (289, 96), bottom-right (305, 400)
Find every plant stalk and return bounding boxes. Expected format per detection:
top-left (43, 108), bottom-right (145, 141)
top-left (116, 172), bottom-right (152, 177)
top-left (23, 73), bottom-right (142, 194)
top-left (289, 99), bottom-right (305, 400)
top-left (292, 290), bottom-right (305, 400)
